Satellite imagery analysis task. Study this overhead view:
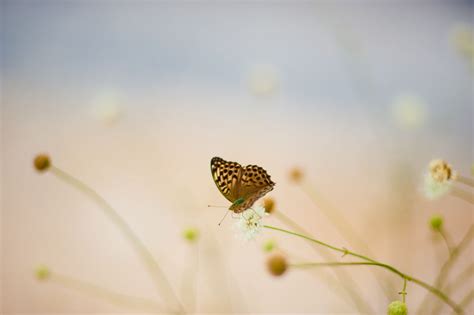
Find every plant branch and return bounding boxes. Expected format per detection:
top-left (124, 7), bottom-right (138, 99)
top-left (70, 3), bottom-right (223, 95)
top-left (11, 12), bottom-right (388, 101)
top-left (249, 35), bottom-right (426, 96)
top-left (48, 271), bottom-right (165, 313)
top-left (300, 182), bottom-right (393, 299)
top-left (50, 166), bottom-right (185, 314)
top-left (451, 186), bottom-right (474, 204)
top-left (457, 175), bottom-right (474, 188)
top-left (274, 210), bottom-right (375, 314)
top-left (264, 225), bottom-right (464, 314)
top-left (418, 225), bottom-right (474, 315)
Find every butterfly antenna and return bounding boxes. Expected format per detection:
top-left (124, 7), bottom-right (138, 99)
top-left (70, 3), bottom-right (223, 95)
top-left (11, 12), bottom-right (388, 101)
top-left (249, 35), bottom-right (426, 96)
top-left (208, 204), bottom-right (227, 208)
top-left (218, 210), bottom-right (231, 226)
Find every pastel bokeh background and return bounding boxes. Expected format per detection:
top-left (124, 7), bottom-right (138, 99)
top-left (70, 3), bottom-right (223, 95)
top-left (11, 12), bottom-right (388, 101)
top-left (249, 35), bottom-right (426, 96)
top-left (1, 1), bottom-right (473, 314)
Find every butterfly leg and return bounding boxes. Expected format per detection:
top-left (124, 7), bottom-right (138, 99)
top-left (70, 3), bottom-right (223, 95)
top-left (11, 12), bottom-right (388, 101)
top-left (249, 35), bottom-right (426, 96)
top-left (231, 212), bottom-right (241, 219)
top-left (248, 207), bottom-right (262, 220)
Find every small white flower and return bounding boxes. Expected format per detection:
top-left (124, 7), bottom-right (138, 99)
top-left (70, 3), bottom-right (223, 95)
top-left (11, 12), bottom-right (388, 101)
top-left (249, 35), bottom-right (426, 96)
top-left (423, 159), bottom-right (457, 200)
top-left (234, 205), bottom-right (266, 241)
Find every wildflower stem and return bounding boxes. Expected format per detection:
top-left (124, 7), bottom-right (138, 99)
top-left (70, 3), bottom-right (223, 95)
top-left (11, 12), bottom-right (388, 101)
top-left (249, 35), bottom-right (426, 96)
top-left (274, 210), bottom-right (375, 314)
top-left (401, 277), bottom-right (407, 303)
top-left (459, 290), bottom-right (474, 309)
top-left (50, 166), bottom-right (185, 314)
top-left (446, 264), bottom-right (474, 293)
top-left (264, 225), bottom-right (464, 314)
top-left (451, 186), bottom-right (474, 204)
top-left (457, 175), bottom-right (474, 188)
top-left (300, 181), bottom-right (393, 299)
top-left (439, 228), bottom-right (455, 256)
top-left (418, 225), bottom-right (474, 314)
top-left (180, 242), bottom-right (199, 313)
top-left (435, 225), bottom-right (474, 287)
top-left (48, 271), bottom-right (165, 312)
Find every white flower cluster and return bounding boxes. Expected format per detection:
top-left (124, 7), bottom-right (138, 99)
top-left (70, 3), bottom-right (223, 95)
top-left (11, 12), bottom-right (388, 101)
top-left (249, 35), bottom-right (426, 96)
top-left (234, 205), bottom-right (267, 241)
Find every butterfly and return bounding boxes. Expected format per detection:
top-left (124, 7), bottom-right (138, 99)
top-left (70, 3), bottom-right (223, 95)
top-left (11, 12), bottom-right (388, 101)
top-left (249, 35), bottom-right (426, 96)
top-left (210, 157), bottom-right (275, 213)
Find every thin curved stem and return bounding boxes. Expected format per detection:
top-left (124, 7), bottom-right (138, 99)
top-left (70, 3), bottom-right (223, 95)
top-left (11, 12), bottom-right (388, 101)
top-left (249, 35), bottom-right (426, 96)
top-left (459, 290), bottom-right (474, 309)
top-left (418, 225), bottom-right (474, 315)
top-left (451, 186), bottom-right (474, 204)
top-left (439, 228), bottom-right (455, 256)
top-left (446, 264), bottom-right (474, 293)
top-left (457, 175), bottom-right (474, 188)
top-left (49, 271), bottom-right (165, 313)
top-left (264, 225), bottom-right (464, 314)
top-left (50, 166), bottom-right (185, 314)
top-left (300, 182), bottom-right (393, 299)
top-left (274, 210), bottom-right (374, 314)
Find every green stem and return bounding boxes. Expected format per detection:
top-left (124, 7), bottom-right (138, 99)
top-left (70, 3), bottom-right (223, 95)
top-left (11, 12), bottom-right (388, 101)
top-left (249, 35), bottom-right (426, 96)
top-left (49, 271), bottom-right (165, 313)
top-left (401, 278), bottom-right (407, 303)
top-left (264, 225), bottom-right (464, 314)
top-left (300, 182), bottom-right (393, 299)
top-left (451, 186), bottom-right (474, 204)
top-left (274, 210), bottom-right (375, 314)
top-left (446, 264), bottom-right (474, 293)
top-left (418, 225), bottom-right (474, 315)
top-left (459, 290), bottom-right (474, 309)
top-left (439, 228), bottom-right (455, 256)
top-left (457, 175), bottom-right (474, 188)
top-left (180, 242), bottom-right (199, 313)
top-left (50, 166), bottom-right (185, 314)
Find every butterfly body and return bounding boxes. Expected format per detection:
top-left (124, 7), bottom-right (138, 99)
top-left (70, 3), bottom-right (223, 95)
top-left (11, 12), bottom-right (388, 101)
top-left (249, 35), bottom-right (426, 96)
top-left (210, 157), bottom-right (275, 213)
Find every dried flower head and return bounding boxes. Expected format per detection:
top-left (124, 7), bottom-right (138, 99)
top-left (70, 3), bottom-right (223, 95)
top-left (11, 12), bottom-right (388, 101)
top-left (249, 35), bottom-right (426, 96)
top-left (263, 197), bottom-right (275, 214)
top-left (182, 227), bottom-right (199, 243)
top-left (35, 265), bottom-right (50, 281)
top-left (289, 167), bottom-right (303, 183)
top-left (429, 215), bottom-right (444, 231)
top-left (234, 205), bottom-right (266, 241)
top-left (424, 159), bottom-right (457, 199)
top-left (262, 239), bottom-right (277, 253)
top-left (387, 300), bottom-right (407, 315)
top-left (33, 154), bottom-right (51, 172)
top-left (266, 253), bottom-right (288, 276)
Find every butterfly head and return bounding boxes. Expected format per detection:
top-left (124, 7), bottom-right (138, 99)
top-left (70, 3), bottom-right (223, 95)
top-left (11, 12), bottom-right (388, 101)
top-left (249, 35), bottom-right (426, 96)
top-left (229, 197), bottom-right (245, 212)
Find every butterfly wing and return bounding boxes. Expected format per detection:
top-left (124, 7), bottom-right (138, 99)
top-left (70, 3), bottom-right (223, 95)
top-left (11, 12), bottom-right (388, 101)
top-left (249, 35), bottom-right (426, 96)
top-left (210, 157), bottom-right (243, 203)
top-left (229, 163), bottom-right (275, 213)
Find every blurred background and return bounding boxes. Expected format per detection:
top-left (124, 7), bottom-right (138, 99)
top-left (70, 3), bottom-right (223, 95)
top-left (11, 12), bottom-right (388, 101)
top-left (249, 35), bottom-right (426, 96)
top-left (1, 1), bottom-right (473, 314)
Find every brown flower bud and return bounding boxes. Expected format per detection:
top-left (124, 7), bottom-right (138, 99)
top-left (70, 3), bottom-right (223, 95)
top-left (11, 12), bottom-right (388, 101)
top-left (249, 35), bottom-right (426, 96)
top-left (289, 167), bottom-right (303, 183)
top-left (263, 197), bottom-right (275, 214)
top-left (34, 154), bottom-right (51, 172)
top-left (266, 253), bottom-right (288, 276)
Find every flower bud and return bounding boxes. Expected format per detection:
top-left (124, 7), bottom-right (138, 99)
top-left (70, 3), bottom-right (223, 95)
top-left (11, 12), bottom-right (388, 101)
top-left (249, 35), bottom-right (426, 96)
top-left (182, 227), bottom-right (199, 243)
top-left (262, 239), bottom-right (277, 253)
top-left (33, 154), bottom-right (51, 172)
top-left (387, 301), bottom-right (407, 315)
top-left (429, 215), bottom-right (443, 231)
top-left (263, 197), bottom-right (275, 214)
top-left (35, 265), bottom-right (50, 281)
top-left (289, 167), bottom-right (303, 183)
top-left (266, 253), bottom-right (287, 276)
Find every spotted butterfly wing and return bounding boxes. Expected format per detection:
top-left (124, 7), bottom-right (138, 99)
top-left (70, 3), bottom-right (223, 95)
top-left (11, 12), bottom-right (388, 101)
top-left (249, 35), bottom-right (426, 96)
top-left (210, 157), bottom-right (243, 203)
top-left (210, 157), bottom-right (275, 213)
